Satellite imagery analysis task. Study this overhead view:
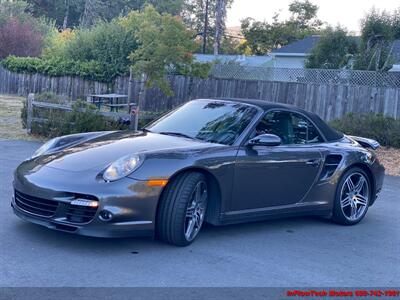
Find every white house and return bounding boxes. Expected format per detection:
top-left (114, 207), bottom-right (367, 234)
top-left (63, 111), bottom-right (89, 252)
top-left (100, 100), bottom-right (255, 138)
top-left (272, 35), bottom-right (400, 71)
top-left (270, 35), bottom-right (320, 68)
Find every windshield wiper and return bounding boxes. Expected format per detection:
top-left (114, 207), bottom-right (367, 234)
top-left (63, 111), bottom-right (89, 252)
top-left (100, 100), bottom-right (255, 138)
top-left (158, 131), bottom-right (197, 140)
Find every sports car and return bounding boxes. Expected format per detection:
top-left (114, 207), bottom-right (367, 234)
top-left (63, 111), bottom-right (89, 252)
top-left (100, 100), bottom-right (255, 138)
top-left (12, 98), bottom-right (385, 246)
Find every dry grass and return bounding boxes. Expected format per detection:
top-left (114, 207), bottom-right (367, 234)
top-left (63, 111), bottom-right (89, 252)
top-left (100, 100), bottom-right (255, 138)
top-left (0, 95), bottom-right (40, 141)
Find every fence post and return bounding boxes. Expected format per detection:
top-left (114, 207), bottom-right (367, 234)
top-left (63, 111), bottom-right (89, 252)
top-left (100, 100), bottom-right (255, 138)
top-left (27, 93), bottom-right (34, 134)
top-left (129, 104), bottom-right (138, 130)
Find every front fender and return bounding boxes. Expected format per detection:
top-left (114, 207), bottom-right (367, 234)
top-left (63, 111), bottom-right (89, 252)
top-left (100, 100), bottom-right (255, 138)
top-left (128, 146), bottom-right (238, 216)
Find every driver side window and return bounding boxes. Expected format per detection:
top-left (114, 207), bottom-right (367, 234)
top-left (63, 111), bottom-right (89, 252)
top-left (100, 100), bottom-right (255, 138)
top-left (255, 111), bottom-right (323, 145)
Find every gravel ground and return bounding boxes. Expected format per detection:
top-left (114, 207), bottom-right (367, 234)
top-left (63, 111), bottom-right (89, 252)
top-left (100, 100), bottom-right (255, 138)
top-left (376, 147), bottom-right (400, 177)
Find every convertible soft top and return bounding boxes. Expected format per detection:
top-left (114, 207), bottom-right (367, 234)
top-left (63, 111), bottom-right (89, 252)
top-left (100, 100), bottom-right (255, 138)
top-left (211, 98), bottom-right (344, 142)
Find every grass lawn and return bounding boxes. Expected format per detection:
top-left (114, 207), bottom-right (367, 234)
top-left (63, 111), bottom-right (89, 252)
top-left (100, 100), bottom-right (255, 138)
top-left (0, 94), bottom-right (39, 141)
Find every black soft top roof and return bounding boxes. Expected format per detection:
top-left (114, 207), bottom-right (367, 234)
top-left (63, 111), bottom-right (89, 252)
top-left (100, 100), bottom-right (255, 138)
top-left (206, 98), bottom-right (344, 142)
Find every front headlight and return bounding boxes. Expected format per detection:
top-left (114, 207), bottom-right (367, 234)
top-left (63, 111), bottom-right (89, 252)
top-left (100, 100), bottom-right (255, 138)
top-left (31, 138), bottom-right (60, 159)
top-left (103, 154), bottom-right (142, 182)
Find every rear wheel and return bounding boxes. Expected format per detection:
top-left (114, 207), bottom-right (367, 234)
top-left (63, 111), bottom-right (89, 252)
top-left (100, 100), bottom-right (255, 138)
top-left (156, 172), bottom-right (208, 246)
top-left (332, 167), bottom-right (371, 225)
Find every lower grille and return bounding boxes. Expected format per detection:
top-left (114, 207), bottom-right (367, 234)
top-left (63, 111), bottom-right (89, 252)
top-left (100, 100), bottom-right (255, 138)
top-left (66, 203), bottom-right (98, 224)
top-left (15, 190), bottom-right (58, 217)
top-left (15, 190), bottom-right (98, 224)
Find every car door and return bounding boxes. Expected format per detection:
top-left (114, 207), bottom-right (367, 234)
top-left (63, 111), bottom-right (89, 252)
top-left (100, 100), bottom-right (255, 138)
top-left (230, 110), bottom-right (324, 212)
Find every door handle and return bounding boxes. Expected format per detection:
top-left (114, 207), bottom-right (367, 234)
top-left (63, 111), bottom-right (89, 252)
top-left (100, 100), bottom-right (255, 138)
top-left (305, 159), bottom-right (320, 166)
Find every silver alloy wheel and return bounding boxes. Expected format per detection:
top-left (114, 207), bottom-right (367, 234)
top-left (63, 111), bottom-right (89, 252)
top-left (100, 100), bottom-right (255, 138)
top-left (340, 172), bottom-right (369, 221)
top-left (184, 180), bottom-right (208, 242)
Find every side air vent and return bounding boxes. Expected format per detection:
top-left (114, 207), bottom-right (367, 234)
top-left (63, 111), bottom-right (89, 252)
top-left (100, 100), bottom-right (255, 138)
top-left (319, 155), bottom-right (342, 181)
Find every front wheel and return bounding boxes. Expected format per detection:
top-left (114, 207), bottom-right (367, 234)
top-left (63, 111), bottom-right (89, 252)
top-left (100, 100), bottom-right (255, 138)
top-left (156, 172), bottom-right (208, 246)
top-left (332, 167), bottom-right (371, 225)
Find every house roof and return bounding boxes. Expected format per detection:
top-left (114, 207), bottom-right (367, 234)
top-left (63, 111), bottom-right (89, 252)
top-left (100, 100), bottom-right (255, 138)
top-left (194, 54), bottom-right (273, 67)
top-left (271, 35), bottom-right (321, 56)
top-left (271, 35), bottom-right (361, 57)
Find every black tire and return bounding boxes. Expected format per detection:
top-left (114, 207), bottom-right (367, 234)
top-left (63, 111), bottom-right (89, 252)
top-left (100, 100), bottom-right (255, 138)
top-left (332, 167), bottom-right (371, 225)
top-left (156, 172), bottom-right (208, 246)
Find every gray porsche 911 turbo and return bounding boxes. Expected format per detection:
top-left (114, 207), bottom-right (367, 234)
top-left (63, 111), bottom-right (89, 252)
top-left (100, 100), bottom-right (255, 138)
top-left (12, 98), bottom-right (385, 246)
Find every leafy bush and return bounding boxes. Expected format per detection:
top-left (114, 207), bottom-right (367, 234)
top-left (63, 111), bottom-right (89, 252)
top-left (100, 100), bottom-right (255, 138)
top-left (330, 113), bottom-right (400, 148)
top-left (1, 19), bottom-right (137, 82)
top-left (0, 17), bottom-right (44, 59)
top-left (1, 56), bottom-right (111, 82)
top-left (0, 0), bottom-right (54, 58)
top-left (21, 93), bottom-right (129, 138)
top-left (306, 26), bottom-right (358, 69)
top-left (63, 21), bottom-right (138, 77)
top-left (42, 29), bottom-right (76, 59)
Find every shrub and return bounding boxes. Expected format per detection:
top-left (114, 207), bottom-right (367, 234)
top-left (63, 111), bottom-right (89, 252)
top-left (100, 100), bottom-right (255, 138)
top-left (1, 20), bottom-right (139, 82)
top-left (63, 21), bottom-right (138, 77)
top-left (21, 93), bottom-right (129, 138)
top-left (42, 29), bottom-right (76, 59)
top-left (0, 17), bottom-right (44, 59)
top-left (330, 113), bottom-right (400, 148)
top-left (1, 56), bottom-right (110, 82)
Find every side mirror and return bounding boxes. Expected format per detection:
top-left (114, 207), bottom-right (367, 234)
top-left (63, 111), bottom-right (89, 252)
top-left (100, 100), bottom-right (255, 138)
top-left (247, 134), bottom-right (282, 147)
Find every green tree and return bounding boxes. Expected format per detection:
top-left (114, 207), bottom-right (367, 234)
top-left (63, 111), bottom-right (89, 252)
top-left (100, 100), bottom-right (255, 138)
top-left (80, 0), bottom-right (101, 28)
top-left (64, 20), bottom-right (138, 77)
top-left (0, 0), bottom-right (29, 23)
top-left (121, 5), bottom-right (203, 129)
top-left (123, 5), bottom-right (197, 89)
top-left (288, 0), bottom-right (322, 29)
top-left (354, 8), bottom-right (400, 71)
top-left (27, 0), bottom-right (84, 28)
top-left (241, 0), bottom-right (322, 55)
top-left (306, 26), bottom-right (357, 69)
top-left (27, 0), bottom-right (184, 28)
top-left (182, 0), bottom-right (233, 54)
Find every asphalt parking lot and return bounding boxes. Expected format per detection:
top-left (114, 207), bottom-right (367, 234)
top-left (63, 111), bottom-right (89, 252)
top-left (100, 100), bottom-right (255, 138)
top-left (0, 140), bottom-right (399, 287)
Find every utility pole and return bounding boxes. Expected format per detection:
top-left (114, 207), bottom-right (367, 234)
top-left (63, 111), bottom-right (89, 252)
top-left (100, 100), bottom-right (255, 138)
top-left (202, 0), bottom-right (209, 54)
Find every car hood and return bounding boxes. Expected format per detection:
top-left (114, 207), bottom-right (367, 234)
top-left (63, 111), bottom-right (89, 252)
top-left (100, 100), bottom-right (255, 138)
top-left (33, 131), bottom-right (218, 172)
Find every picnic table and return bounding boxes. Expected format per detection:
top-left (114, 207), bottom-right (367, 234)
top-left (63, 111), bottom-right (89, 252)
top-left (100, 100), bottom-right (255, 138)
top-left (86, 93), bottom-right (132, 112)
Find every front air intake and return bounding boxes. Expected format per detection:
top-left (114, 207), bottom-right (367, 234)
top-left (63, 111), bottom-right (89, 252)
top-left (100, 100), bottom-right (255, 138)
top-left (14, 190), bottom-right (58, 217)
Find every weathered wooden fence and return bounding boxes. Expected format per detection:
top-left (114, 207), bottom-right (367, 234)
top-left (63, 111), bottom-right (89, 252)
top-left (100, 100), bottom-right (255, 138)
top-left (25, 94), bottom-right (133, 133)
top-left (1, 67), bottom-right (400, 121)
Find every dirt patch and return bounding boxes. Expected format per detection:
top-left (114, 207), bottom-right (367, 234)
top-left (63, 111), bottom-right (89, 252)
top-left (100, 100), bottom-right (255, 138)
top-left (0, 95), bottom-right (40, 141)
top-left (376, 147), bottom-right (400, 177)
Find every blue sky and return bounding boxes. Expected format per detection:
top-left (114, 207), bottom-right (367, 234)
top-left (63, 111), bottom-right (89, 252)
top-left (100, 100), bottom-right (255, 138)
top-left (226, 0), bottom-right (399, 33)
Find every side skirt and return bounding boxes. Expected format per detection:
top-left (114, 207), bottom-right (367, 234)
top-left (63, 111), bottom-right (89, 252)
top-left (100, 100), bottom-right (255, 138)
top-left (213, 203), bottom-right (332, 226)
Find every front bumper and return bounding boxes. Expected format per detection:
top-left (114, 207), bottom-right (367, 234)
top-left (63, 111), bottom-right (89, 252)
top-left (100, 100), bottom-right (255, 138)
top-left (12, 166), bottom-right (163, 238)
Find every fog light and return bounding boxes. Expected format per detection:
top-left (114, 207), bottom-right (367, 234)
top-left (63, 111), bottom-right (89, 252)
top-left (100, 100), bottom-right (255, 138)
top-left (71, 199), bottom-right (98, 208)
top-left (99, 210), bottom-right (113, 222)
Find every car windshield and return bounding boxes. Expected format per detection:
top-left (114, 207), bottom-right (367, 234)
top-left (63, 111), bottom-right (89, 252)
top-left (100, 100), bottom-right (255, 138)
top-left (146, 100), bottom-right (259, 145)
